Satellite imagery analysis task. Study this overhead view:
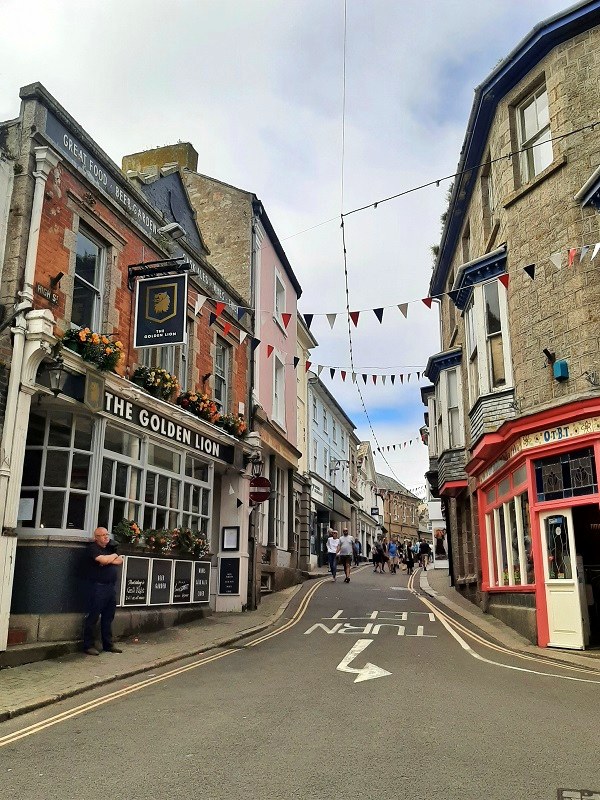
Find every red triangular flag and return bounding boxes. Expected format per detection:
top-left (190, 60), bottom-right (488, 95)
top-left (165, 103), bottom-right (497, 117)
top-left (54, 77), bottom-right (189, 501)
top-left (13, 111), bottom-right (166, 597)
top-left (281, 312), bottom-right (292, 329)
top-left (498, 273), bottom-right (510, 289)
top-left (222, 321), bottom-right (232, 337)
top-left (215, 301), bottom-right (226, 317)
top-left (266, 344), bottom-right (274, 358)
top-left (305, 361), bottom-right (312, 372)
top-left (341, 371), bottom-right (346, 382)
top-left (568, 248), bottom-right (577, 267)
top-left (422, 297), bottom-right (433, 309)
top-left (349, 311), bottom-right (360, 327)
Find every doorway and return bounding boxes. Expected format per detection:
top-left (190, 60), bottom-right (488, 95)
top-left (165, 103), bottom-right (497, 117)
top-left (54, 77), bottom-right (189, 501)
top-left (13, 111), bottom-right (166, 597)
top-left (572, 503), bottom-right (600, 646)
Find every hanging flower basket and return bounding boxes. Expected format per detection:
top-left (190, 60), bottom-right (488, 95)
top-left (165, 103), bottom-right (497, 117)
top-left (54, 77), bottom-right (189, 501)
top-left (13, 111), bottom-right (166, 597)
top-left (214, 413), bottom-right (247, 438)
top-left (132, 365), bottom-right (179, 401)
top-left (171, 527), bottom-right (211, 559)
top-left (176, 390), bottom-right (220, 424)
top-left (61, 328), bottom-right (124, 372)
top-left (145, 529), bottom-right (173, 555)
top-left (112, 519), bottom-right (143, 547)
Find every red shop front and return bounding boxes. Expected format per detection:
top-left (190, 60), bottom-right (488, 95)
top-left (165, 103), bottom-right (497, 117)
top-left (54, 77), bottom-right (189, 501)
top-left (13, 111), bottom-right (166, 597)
top-left (469, 398), bottom-right (600, 650)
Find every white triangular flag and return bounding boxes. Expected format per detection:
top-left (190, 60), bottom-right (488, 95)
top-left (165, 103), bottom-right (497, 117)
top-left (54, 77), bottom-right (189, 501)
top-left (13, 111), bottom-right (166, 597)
top-left (591, 242), bottom-right (600, 261)
top-left (317, 365), bottom-right (324, 376)
top-left (352, 372), bottom-right (357, 383)
top-left (228, 483), bottom-right (235, 495)
top-left (195, 295), bottom-right (207, 315)
top-left (549, 251), bottom-right (562, 270)
top-left (326, 313), bottom-right (337, 329)
top-left (580, 245), bottom-right (590, 262)
top-left (398, 303), bottom-right (408, 318)
top-left (239, 331), bottom-right (248, 344)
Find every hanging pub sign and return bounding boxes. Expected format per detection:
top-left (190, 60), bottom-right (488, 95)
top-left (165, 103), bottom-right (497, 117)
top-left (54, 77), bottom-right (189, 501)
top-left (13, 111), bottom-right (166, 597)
top-left (134, 273), bottom-right (188, 349)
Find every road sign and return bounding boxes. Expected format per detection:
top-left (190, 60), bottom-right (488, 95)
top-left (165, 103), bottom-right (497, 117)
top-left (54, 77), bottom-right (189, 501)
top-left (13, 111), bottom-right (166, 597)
top-left (249, 476), bottom-right (272, 504)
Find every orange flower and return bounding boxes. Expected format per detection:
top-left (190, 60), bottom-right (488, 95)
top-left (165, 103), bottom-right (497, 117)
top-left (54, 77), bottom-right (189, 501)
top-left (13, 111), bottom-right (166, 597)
top-left (78, 331), bottom-right (87, 341)
top-left (115, 341), bottom-right (123, 349)
top-left (91, 333), bottom-right (100, 344)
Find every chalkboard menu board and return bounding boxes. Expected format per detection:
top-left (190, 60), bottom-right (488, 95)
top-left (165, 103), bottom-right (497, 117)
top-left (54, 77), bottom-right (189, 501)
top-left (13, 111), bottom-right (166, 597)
top-left (149, 559), bottom-right (173, 605)
top-left (219, 557), bottom-right (240, 595)
top-left (123, 557), bottom-right (149, 605)
top-left (173, 560), bottom-right (193, 603)
top-left (193, 562), bottom-right (211, 603)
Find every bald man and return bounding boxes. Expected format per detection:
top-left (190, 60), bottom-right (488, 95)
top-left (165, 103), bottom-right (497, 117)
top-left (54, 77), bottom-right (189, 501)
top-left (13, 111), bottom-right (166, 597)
top-left (83, 527), bottom-right (124, 655)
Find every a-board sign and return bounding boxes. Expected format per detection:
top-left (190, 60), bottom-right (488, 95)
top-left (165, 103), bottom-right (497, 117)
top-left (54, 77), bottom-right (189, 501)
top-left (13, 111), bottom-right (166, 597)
top-left (149, 559), bottom-right (173, 605)
top-left (173, 560), bottom-right (193, 603)
top-left (193, 561), bottom-right (211, 603)
top-left (219, 557), bottom-right (240, 595)
top-left (123, 557), bottom-right (149, 605)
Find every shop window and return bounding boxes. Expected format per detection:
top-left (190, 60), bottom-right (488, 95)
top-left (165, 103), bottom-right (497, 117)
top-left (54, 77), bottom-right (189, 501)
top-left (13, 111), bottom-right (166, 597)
top-left (20, 411), bottom-right (95, 532)
top-left (534, 448), bottom-right (598, 502)
top-left (516, 84), bottom-right (552, 184)
top-left (214, 337), bottom-right (230, 414)
top-left (72, 228), bottom-right (105, 330)
top-left (486, 491), bottom-right (534, 587)
top-left (498, 477), bottom-right (510, 497)
top-left (512, 464), bottom-right (527, 488)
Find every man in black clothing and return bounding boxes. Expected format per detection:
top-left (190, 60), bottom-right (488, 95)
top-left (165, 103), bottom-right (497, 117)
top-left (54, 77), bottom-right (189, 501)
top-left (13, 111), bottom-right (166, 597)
top-left (419, 539), bottom-right (432, 570)
top-left (83, 527), bottom-right (124, 655)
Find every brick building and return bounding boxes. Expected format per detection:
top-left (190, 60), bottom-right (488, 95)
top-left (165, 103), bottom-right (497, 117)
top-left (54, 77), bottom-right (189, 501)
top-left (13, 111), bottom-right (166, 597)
top-left (424, 1), bottom-right (600, 649)
top-left (0, 84), bottom-right (258, 655)
top-left (122, 145), bottom-right (304, 602)
top-left (374, 473), bottom-right (420, 545)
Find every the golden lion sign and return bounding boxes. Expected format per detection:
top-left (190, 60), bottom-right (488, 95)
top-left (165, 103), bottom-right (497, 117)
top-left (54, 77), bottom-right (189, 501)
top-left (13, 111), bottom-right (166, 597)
top-left (145, 282), bottom-right (178, 324)
top-left (153, 292), bottom-right (170, 315)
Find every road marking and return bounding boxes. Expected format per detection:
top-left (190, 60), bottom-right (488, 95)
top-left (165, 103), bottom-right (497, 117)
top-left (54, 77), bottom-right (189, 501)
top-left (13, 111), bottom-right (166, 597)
top-left (336, 639), bottom-right (391, 683)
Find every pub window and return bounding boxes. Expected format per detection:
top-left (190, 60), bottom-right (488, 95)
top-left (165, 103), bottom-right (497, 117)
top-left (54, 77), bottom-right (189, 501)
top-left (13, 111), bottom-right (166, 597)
top-left (72, 227), bottom-right (105, 330)
top-left (534, 448), bottom-right (598, 502)
top-left (98, 425), bottom-right (143, 531)
top-left (19, 411), bottom-right (95, 532)
top-left (214, 337), bottom-right (231, 414)
top-left (140, 345), bottom-right (177, 377)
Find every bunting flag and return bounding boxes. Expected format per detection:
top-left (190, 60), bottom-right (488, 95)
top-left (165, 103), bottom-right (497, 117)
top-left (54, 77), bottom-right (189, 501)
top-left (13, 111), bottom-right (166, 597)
top-left (228, 483), bottom-right (235, 496)
top-left (592, 243), bottom-right (600, 261)
top-left (236, 499), bottom-right (243, 509)
top-left (239, 331), bottom-right (248, 344)
top-left (251, 337), bottom-right (261, 352)
top-left (372, 375), bottom-right (377, 385)
top-left (349, 311), bottom-right (360, 327)
top-left (352, 373), bottom-right (357, 383)
top-left (222, 321), bottom-right (232, 337)
top-left (549, 251), bottom-right (562, 270)
top-left (580, 245), bottom-right (590, 263)
top-left (362, 374), bottom-right (367, 384)
top-left (382, 375), bottom-right (386, 385)
top-left (448, 289), bottom-right (461, 305)
top-left (417, 372), bottom-right (420, 380)
top-left (400, 374), bottom-right (404, 384)
top-left (523, 264), bottom-right (536, 280)
top-left (373, 308), bottom-right (384, 323)
top-left (498, 274), bottom-right (510, 289)
top-left (317, 365), bottom-right (324, 377)
top-left (568, 248), bottom-right (577, 267)
top-left (422, 297), bottom-right (433, 309)
top-left (407, 374), bottom-right (411, 383)
top-left (237, 306), bottom-right (247, 321)
top-left (209, 312), bottom-right (217, 326)
top-left (194, 295), bottom-right (207, 315)
top-left (303, 313), bottom-right (314, 329)
top-left (341, 370), bottom-right (346, 382)
top-left (293, 356), bottom-right (300, 369)
top-left (330, 368), bottom-right (336, 380)
top-left (266, 344), bottom-right (274, 358)
top-left (281, 312), bottom-right (292, 329)
top-left (391, 375), bottom-right (396, 385)
top-left (305, 360), bottom-right (312, 372)
top-left (215, 301), bottom-right (226, 317)
top-left (327, 313), bottom-right (337, 329)
top-left (398, 303), bottom-right (408, 318)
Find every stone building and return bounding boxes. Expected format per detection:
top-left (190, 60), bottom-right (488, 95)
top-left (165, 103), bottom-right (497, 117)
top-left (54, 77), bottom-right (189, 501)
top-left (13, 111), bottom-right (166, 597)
top-left (296, 316), bottom-right (318, 570)
top-left (374, 473), bottom-right (420, 545)
top-left (424, 0), bottom-right (600, 649)
top-left (356, 442), bottom-right (380, 558)
top-left (122, 144), bottom-right (304, 601)
top-left (0, 84), bottom-right (257, 657)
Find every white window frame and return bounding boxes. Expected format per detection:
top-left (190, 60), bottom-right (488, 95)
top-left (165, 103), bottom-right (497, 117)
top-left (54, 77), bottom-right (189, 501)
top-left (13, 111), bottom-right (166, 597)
top-left (140, 345), bottom-right (177, 376)
top-left (323, 408), bottom-right (328, 434)
top-left (273, 465), bottom-right (287, 549)
top-left (312, 440), bottom-right (318, 472)
top-left (464, 280), bottom-right (512, 405)
top-left (323, 446), bottom-right (329, 479)
top-left (312, 396), bottom-right (318, 422)
top-left (214, 336), bottom-right (230, 414)
top-left (273, 355), bottom-right (285, 427)
top-left (517, 84), bottom-right (552, 183)
top-left (274, 270), bottom-right (287, 332)
top-left (332, 420), bottom-right (337, 444)
top-left (443, 367), bottom-right (464, 450)
top-left (72, 226), bottom-right (105, 331)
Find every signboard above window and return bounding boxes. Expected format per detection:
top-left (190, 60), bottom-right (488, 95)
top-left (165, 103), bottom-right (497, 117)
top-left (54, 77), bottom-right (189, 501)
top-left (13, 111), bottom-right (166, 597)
top-left (134, 274), bottom-right (188, 349)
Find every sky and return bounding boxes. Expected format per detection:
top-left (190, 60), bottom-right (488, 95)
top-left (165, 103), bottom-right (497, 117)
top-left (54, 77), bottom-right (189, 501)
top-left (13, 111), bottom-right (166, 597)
top-left (0, 0), bottom-right (573, 495)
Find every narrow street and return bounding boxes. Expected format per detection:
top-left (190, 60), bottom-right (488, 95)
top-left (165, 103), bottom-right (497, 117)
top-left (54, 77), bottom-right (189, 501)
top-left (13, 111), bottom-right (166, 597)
top-left (1, 567), bottom-right (599, 800)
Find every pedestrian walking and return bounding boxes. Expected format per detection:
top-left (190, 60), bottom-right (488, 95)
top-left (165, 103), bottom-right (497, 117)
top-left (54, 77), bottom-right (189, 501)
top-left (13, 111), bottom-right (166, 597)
top-left (83, 527), bottom-right (124, 655)
top-left (338, 528), bottom-right (354, 583)
top-left (381, 537), bottom-right (390, 572)
top-left (405, 544), bottom-right (415, 575)
top-left (326, 528), bottom-right (340, 581)
top-left (373, 537), bottom-right (384, 573)
top-left (353, 537), bottom-right (362, 567)
top-left (419, 539), bottom-right (432, 571)
top-left (388, 537), bottom-right (399, 574)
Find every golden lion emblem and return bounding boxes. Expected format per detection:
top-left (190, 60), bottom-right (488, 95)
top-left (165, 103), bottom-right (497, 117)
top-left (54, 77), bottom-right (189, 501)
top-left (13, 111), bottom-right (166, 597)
top-left (153, 292), bottom-right (170, 314)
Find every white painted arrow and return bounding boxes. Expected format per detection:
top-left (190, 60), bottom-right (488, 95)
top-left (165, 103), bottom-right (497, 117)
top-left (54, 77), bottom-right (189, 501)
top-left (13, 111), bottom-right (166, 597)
top-left (336, 639), bottom-right (391, 683)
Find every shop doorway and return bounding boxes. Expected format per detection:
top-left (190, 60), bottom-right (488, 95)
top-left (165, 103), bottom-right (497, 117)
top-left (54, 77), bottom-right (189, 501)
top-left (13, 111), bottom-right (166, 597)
top-left (572, 504), bottom-right (600, 646)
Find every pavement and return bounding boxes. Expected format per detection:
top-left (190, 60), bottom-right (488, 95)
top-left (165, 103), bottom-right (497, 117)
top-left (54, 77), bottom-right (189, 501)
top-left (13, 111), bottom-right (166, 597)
top-left (1, 563), bottom-right (599, 724)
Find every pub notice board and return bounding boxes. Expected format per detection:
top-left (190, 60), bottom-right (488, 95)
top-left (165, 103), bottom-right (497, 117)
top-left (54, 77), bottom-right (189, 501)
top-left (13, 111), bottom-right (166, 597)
top-left (219, 557), bottom-right (240, 595)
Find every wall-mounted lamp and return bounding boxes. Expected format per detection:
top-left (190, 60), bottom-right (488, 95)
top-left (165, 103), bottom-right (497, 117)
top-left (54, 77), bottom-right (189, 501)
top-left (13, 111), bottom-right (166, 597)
top-left (158, 222), bottom-right (186, 240)
top-left (50, 271), bottom-right (65, 288)
top-left (41, 343), bottom-right (68, 397)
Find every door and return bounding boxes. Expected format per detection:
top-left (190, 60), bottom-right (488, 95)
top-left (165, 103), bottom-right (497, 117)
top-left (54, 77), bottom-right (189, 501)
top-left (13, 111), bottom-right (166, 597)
top-left (539, 509), bottom-right (585, 649)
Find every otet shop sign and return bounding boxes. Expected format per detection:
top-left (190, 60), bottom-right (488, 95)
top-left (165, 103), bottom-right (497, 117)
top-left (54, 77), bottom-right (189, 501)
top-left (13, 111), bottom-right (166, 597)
top-left (104, 391), bottom-right (234, 464)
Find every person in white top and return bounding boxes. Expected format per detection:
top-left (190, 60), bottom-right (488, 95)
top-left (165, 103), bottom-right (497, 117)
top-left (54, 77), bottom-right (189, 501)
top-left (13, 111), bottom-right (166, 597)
top-left (338, 528), bottom-right (354, 583)
top-left (326, 529), bottom-right (340, 581)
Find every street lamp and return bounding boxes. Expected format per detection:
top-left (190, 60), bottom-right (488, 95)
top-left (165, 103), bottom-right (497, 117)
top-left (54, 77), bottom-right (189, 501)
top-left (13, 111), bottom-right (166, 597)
top-left (42, 344), bottom-right (68, 397)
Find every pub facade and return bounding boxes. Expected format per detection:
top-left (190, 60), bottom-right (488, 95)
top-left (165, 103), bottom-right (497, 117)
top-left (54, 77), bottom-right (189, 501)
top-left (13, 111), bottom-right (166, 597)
top-left (0, 83), bottom-right (258, 653)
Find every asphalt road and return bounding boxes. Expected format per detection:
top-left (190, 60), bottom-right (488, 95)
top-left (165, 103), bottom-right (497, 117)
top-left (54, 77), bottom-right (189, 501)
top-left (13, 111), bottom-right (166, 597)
top-left (1, 566), bottom-right (599, 800)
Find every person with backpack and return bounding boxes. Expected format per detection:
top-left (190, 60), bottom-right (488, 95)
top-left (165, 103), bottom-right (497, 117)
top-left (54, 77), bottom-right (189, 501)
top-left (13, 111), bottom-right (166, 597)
top-left (419, 539), bottom-right (432, 571)
top-left (373, 537), bottom-right (384, 573)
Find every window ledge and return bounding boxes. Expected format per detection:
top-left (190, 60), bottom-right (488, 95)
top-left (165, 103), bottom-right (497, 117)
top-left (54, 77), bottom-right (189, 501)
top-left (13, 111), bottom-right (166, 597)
top-left (503, 155), bottom-right (567, 210)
